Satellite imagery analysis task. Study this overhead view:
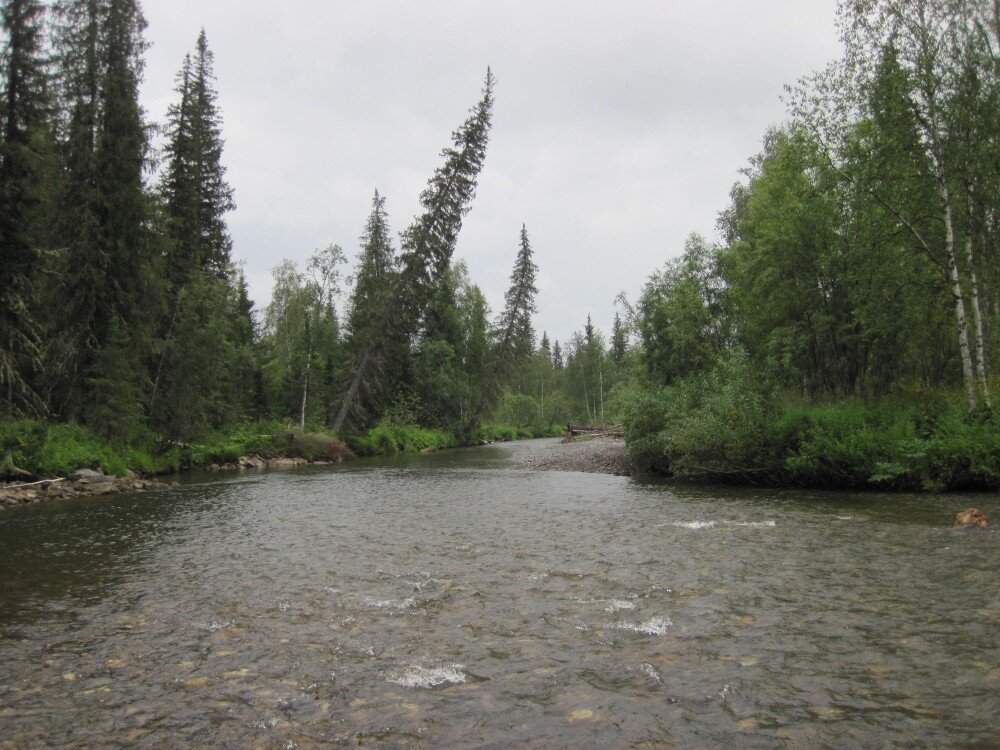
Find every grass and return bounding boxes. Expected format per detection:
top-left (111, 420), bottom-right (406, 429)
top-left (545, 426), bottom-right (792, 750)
top-left (0, 419), bottom-right (355, 479)
top-left (0, 417), bottom-right (565, 480)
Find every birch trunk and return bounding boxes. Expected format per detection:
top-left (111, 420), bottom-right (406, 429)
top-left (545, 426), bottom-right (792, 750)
top-left (599, 368), bottom-right (604, 424)
top-left (299, 359), bottom-right (310, 432)
top-left (965, 231), bottom-right (991, 407)
top-left (963, 182), bottom-right (991, 407)
top-left (935, 164), bottom-right (978, 410)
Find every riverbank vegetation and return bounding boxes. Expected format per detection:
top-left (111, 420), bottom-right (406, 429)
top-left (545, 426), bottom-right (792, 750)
top-left (2, 0), bottom-right (998, 491)
top-left (614, 1), bottom-right (1000, 489)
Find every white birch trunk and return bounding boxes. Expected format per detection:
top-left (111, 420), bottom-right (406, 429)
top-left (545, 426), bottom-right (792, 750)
top-left (599, 368), bottom-right (604, 424)
top-left (935, 165), bottom-right (978, 410)
top-left (964, 231), bottom-right (991, 407)
top-left (300, 359), bottom-right (310, 432)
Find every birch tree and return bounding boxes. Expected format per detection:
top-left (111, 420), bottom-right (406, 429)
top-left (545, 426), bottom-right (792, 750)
top-left (790, 0), bottom-right (995, 409)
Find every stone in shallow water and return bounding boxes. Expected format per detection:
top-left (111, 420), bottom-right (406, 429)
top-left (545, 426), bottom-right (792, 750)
top-left (954, 508), bottom-right (989, 527)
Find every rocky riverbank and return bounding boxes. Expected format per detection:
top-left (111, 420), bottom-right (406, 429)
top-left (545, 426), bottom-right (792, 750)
top-left (0, 454), bottom-right (350, 511)
top-left (0, 469), bottom-right (177, 510)
top-left (511, 435), bottom-right (637, 476)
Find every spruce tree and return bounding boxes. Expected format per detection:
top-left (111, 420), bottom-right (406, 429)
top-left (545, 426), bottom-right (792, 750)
top-left (611, 312), bottom-right (627, 367)
top-left (333, 190), bottom-right (397, 430)
top-left (0, 0), bottom-right (51, 414)
top-left (152, 30), bottom-right (240, 437)
top-left (333, 70), bottom-right (495, 433)
top-left (463, 223), bottom-right (538, 435)
top-left (394, 68), bottom-right (494, 336)
top-left (161, 29), bottom-right (234, 286)
top-left (49, 0), bottom-right (153, 429)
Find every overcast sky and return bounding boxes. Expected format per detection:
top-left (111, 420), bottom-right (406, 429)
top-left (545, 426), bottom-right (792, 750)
top-left (138, 0), bottom-right (842, 345)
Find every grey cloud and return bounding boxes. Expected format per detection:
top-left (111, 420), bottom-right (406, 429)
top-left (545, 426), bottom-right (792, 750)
top-left (139, 0), bottom-right (842, 344)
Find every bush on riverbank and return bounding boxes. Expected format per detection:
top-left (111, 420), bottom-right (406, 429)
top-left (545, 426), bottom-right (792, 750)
top-left (345, 422), bottom-right (459, 457)
top-left (622, 361), bottom-right (1000, 491)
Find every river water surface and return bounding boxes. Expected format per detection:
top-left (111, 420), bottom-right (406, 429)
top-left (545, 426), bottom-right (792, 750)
top-left (0, 439), bottom-right (997, 748)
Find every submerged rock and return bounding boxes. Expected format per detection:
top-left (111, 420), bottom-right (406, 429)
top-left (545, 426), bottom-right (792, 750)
top-left (954, 508), bottom-right (989, 528)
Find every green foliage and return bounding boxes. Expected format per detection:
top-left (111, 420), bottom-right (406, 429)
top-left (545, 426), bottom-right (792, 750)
top-left (1, 421), bottom-right (128, 477)
top-left (346, 422), bottom-right (458, 457)
top-left (623, 348), bottom-right (780, 480)
top-left (624, 375), bottom-right (1000, 490)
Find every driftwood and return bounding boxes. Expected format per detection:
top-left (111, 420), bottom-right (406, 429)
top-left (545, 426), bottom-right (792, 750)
top-left (3, 477), bottom-right (65, 489)
top-left (565, 424), bottom-right (624, 438)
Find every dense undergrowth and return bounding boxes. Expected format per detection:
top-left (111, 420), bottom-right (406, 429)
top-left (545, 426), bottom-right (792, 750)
top-left (622, 354), bottom-right (1000, 491)
top-left (0, 418), bottom-right (551, 479)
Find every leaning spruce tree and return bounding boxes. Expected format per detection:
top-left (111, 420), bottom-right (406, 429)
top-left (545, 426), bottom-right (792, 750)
top-left (332, 68), bottom-right (495, 434)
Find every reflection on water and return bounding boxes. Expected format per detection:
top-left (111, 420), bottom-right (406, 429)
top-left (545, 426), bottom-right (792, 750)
top-left (0, 440), bottom-right (997, 748)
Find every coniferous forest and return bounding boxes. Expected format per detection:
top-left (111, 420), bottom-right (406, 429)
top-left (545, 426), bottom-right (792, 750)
top-left (1, 0), bottom-right (999, 490)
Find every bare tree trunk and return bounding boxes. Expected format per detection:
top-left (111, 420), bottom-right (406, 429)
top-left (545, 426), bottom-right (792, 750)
top-left (332, 349), bottom-right (370, 434)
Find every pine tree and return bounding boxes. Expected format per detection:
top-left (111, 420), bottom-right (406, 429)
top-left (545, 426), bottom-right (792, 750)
top-left (552, 340), bottom-right (563, 369)
top-left (0, 0), bottom-right (51, 414)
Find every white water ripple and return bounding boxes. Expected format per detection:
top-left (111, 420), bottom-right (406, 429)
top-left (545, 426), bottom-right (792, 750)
top-left (664, 520), bottom-right (776, 530)
top-left (362, 596), bottom-right (417, 610)
top-left (387, 663), bottom-right (468, 688)
top-left (611, 616), bottom-right (673, 635)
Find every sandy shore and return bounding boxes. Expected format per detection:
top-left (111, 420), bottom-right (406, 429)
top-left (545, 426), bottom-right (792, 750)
top-left (510, 435), bottom-right (636, 476)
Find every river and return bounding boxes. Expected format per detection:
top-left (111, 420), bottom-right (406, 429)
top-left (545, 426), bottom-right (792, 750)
top-left (0, 439), bottom-right (997, 748)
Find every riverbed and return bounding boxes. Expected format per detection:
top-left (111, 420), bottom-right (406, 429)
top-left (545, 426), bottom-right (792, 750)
top-left (0, 439), bottom-right (997, 748)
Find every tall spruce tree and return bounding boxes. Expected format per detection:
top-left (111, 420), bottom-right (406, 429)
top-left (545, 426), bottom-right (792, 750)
top-left (48, 0), bottom-right (102, 414)
top-left (463, 223), bottom-right (538, 436)
top-left (0, 0), bottom-right (51, 414)
top-left (50, 0), bottom-right (153, 435)
top-left (333, 190), bottom-right (397, 430)
top-left (332, 70), bottom-right (495, 433)
top-left (161, 29), bottom-right (233, 287)
top-left (151, 30), bottom-right (241, 438)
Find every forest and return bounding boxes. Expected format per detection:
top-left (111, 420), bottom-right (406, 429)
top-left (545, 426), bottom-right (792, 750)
top-left (1, 0), bottom-right (999, 490)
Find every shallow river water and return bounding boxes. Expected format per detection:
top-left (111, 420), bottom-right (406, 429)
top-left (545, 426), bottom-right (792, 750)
top-left (0, 439), bottom-right (997, 749)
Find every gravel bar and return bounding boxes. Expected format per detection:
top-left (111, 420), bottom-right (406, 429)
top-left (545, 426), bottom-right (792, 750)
top-left (510, 435), bottom-right (636, 476)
